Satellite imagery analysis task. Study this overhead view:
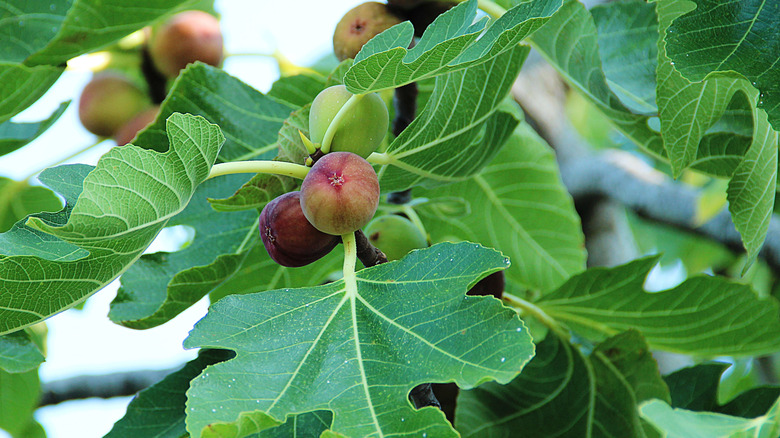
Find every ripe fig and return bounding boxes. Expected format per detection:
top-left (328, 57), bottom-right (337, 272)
top-left (333, 2), bottom-right (403, 61)
top-left (149, 10), bottom-right (223, 78)
top-left (259, 191), bottom-right (340, 267)
top-left (300, 152), bottom-right (380, 235)
top-left (309, 85), bottom-right (388, 158)
top-left (78, 73), bottom-right (151, 138)
top-left (364, 215), bottom-right (427, 260)
top-left (114, 106), bottom-right (159, 146)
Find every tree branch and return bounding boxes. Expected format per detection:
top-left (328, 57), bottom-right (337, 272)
top-left (40, 367), bottom-right (178, 406)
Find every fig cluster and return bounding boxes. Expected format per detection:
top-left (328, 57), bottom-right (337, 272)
top-left (77, 10), bottom-right (223, 145)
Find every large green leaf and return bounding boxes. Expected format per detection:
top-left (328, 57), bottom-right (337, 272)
top-left (640, 397), bottom-right (780, 438)
top-left (0, 368), bottom-right (40, 437)
top-left (416, 123), bottom-right (586, 292)
top-left (536, 257), bottom-right (780, 356)
top-left (375, 47), bottom-right (525, 192)
top-left (591, 0), bottom-right (658, 115)
top-left (0, 331), bottom-right (44, 373)
top-left (0, 1), bottom-right (69, 64)
top-left (266, 73), bottom-right (327, 108)
top-left (108, 173), bottom-right (259, 329)
top-left (0, 177), bottom-right (63, 233)
top-left (184, 243), bottom-right (533, 438)
top-left (0, 113), bottom-right (223, 335)
top-left (529, 0), bottom-right (664, 156)
top-left (0, 63), bottom-right (62, 125)
top-left (133, 63), bottom-right (295, 162)
top-left (343, 0), bottom-right (560, 94)
top-left (0, 101), bottom-right (68, 157)
top-left (665, 0), bottom-right (780, 132)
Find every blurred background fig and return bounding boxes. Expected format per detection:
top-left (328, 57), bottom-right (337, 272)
top-left (333, 2), bottom-right (403, 61)
top-left (364, 215), bottom-right (427, 260)
top-left (113, 106), bottom-right (159, 146)
top-left (301, 152), bottom-right (379, 235)
top-left (149, 10), bottom-right (223, 78)
top-left (259, 191), bottom-right (340, 267)
top-left (309, 85), bottom-right (388, 158)
top-left (78, 73), bottom-right (152, 138)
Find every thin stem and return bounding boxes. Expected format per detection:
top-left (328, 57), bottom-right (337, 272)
top-left (401, 205), bottom-right (427, 241)
top-left (477, 0), bottom-right (506, 19)
top-left (503, 292), bottom-right (569, 340)
top-left (367, 152), bottom-right (392, 165)
top-left (23, 138), bottom-right (106, 182)
top-left (207, 161), bottom-right (310, 181)
top-left (321, 94), bottom-right (365, 154)
top-left (342, 232), bottom-right (358, 295)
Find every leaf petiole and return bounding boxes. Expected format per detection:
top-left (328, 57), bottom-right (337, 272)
top-left (207, 160), bottom-right (310, 180)
top-left (503, 292), bottom-right (569, 340)
top-left (367, 152), bottom-right (392, 165)
top-left (476, 0), bottom-right (506, 19)
top-left (342, 232), bottom-right (358, 297)
top-left (321, 93), bottom-right (365, 154)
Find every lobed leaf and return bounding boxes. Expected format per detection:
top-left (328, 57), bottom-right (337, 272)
top-left (344, 0), bottom-right (561, 94)
top-left (0, 113), bottom-right (223, 335)
top-left (184, 242), bottom-right (533, 438)
top-left (536, 257), bottom-right (780, 356)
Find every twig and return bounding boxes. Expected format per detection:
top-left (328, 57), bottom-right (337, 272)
top-left (39, 367), bottom-right (177, 406)
top-left (354, 229), bottom-right (388, 267)
top-left (140, 46), bottom-right (167, 104)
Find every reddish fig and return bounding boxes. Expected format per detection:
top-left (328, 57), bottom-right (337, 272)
top-left (259, 191), bottom-right (340, 267)
top-left (300, 152), bottom-right (380, 235)
top-left (149, 10), bottom-right (223, 78)
top-left (114, 106), bottom-right (159, 146)
top-left (333, 2), bottom-right (403, 61)
top-left (78, 73), bottom-right (151, 138)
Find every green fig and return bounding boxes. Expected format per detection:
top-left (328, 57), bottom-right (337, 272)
top-left (364, 215), bottom-right (427, 260)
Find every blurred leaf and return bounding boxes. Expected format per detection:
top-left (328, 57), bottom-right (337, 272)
top-left (0, 101), bottom-right (68, 157)
top-left (376, 47), bottom-right (526, 192)
top-left (591, 0), bottom-right (658, 114)
top-left (108, 173), bottom-right (259, 329)
top-left (133, 64), bottom-right (294, 162)
top-left (666, 0), bottom-right (780, 132)
top-left (0, 331), bottom-right (44, 373)
top-left (0, 369), bottom-right (39, 437)
top-left (0, 177), bottom-right (63, 233)
top-left (267, 73), bottom-right (327, 108)
top-left (344, 0), bottom-right (561, 93)
top-left (185, 243), bottom-right (533, 438)
top-left (536, 257), bottom-right (780, 356)
top-left (0, 63), bottom-right (62, 125)
top-left (417, 123), bottom-right (586, 292)
top-left (640, 397), bottom-right (780, 438)
top-left (0, 113), bottom-right (223, 335)
top-left (0, 1), bottom-right (68, 63)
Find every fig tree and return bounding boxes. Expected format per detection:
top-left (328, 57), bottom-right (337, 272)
top-left (259, 191), bottom-right (340, 267)
top-left (333, 2), bottom-right (403, 61)
top-left (78, 73), bottom-right (151, 138)
top-left (114, 106), bottom-right (159, 146)
top-left (309, 85), bottom-right (388, 158)
top-left (364, 215), bottom-right (427, 260)
top-left (149, 10), bottom-right (223, 78)
top-left (300, 152), bottom-right (380, 235)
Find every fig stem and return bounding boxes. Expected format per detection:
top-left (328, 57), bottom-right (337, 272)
top-left (207, 161), bottom-right (310, 180)
top-left (367, 152), bottom-right (392, 165)
top-left (471, 0), bottom-right (506, 19)
top-left (354, 230), bottom-right (388, 267)
top-left (341, 232), bottom-right (358, 295)
top-left (401, 205), bottom-right (428, 243)
top-left (503, 292), bottom-right (570, 340)
top-left (320, 93), bottom-right (366, 154)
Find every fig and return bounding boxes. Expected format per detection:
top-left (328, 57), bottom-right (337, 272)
top-left (149, 10), bottom-right (223, 78)
top-left (309, 85), bottom-right (388, 158)
top-left (78, 73), bottom-right (151, 138)
top-left (300, 152), bottom-right (380, 235)
top-left (259, 191), bottom-right (340, 267)
top-left (114, 106), bottom-right (159, 146)
top-left (333, 2), bottom-right (403, 61)
top-left (364, 215), bottom-right (427, 260)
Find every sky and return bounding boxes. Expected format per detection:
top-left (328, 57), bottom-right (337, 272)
top-left (0, 1), bottom-right (360, 437)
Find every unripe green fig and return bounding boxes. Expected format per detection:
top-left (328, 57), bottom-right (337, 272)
top-left (114, 106), bottom-right (159, 146)
top-left (259, 191), bottom-right (340, 267)
top-left (300, 152), bottom-right (380, 235)
top-left (149, 10), bottom-right (223, 78)
top-left (309, 85), bottom-right (388, 158)
top-left (78, 73), bottom-right (151, 138)
top-left (333, 2), bottom-right (403, 61)
top-left (364, 215), bottom-right (427, 260)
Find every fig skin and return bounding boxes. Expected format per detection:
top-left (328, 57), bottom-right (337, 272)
top-left (333, 2), bottom-right (403, 61)
top-left (309, 85), bottom-right (388, 159)
top-left (259, 191), bottom-right (340, 267)
top-left (78, 73), bottom-right (151, 138)
top-left (364, 215), bottom-right (427, 260)
top-left (300, 152), bottom-right (380, 236)
top-left (114, 106), bottom-right (159, 146)
top-left (149, 10), bottom-right (223, 78)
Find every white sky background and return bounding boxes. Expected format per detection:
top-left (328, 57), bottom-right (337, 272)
top-left (0, 1), bottom-right (360, 437)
